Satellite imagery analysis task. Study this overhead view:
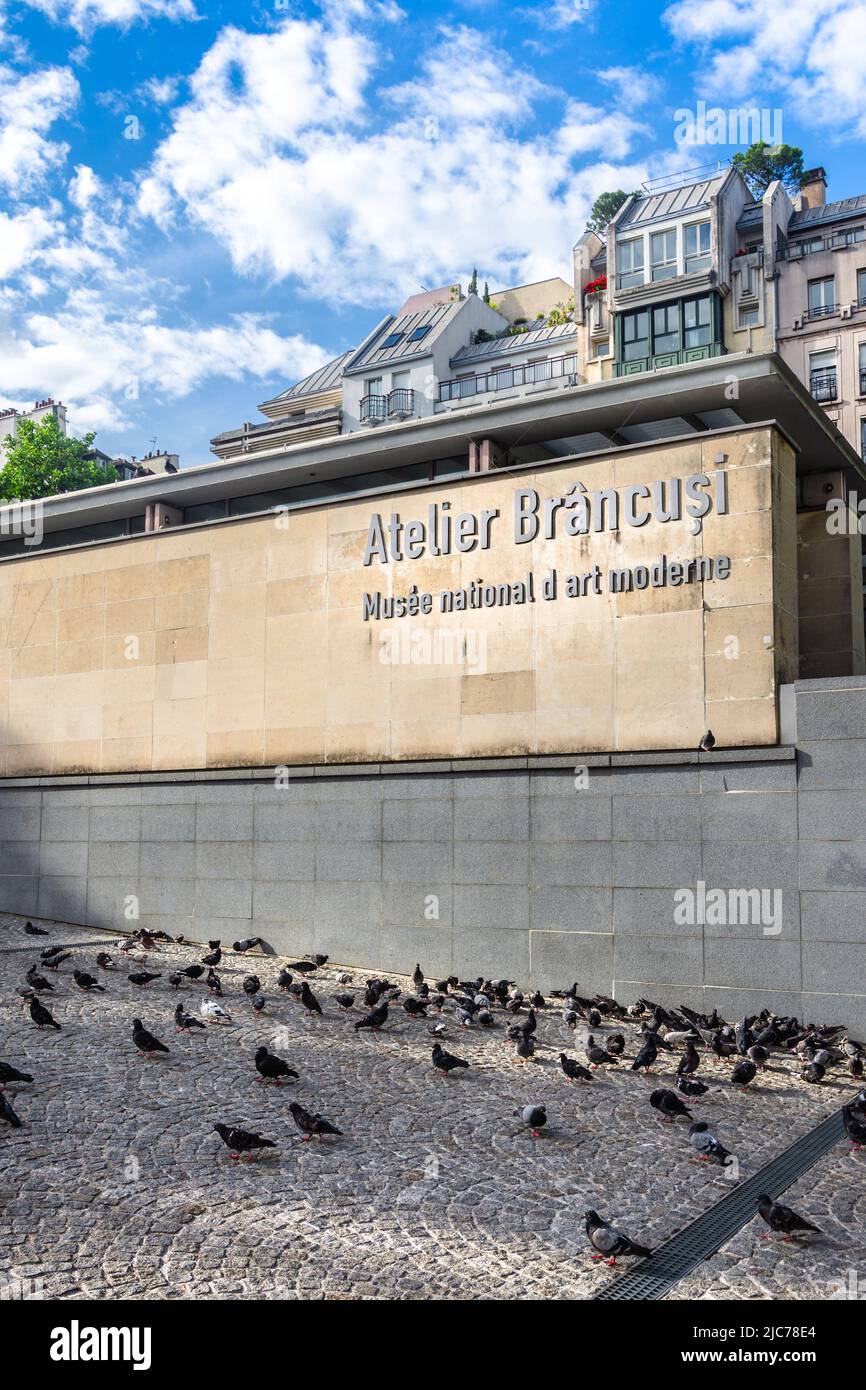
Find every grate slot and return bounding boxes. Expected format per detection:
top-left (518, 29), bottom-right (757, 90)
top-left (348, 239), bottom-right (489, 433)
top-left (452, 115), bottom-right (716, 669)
top-left (594, 1108), bottom-right (847, 1300)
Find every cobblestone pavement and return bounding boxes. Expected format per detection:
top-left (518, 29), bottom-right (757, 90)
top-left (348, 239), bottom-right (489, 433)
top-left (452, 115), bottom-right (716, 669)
top-left (1, 913), bottom-right (863, 1301)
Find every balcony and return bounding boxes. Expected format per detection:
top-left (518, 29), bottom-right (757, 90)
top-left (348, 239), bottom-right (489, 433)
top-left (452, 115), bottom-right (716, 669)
top-left (438, 353), bottom-right (579, 404)
top-left (804, 302), bottom-right (838, 321)
top-left (360, 389), bottom-right (416, 425)
top-left (810, 368), bottom-right (837, 403)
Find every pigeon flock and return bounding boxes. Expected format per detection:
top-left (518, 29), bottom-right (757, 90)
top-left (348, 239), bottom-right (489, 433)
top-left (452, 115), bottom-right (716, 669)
top-left (2, 916), bottom-right (866, 1289)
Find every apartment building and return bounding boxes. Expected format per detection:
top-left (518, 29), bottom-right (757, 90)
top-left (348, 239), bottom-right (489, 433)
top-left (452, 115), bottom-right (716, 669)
top-left (0, 397), bottom-right (69, 466)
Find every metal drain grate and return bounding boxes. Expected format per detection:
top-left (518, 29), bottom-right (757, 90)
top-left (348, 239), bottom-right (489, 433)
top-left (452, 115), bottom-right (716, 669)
top-left (594, 1107), bottom-right (847, 1300)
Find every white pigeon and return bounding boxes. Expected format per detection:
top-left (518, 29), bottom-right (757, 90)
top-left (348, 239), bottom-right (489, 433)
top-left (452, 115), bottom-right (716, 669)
top-left (201, 997), bottom-right (232, 1024)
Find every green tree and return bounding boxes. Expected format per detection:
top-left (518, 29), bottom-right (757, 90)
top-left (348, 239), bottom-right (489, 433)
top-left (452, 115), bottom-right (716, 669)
top-left (0, 414), bottom-right (118, 501)
top-left (468, 267), bottom-right (478, 296)
top-left (482, 280), bottom-right (490, 304)
top-left (731, 142), bottom-right (805, 198)
top-left (586, 189), bottom-right (634, 234)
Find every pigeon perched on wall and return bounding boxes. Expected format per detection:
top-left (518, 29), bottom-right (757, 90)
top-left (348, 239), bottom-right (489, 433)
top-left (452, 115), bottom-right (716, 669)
top-left (213, 1123), bottom-right (276, 1160)
top-left (514, 1104), bottom-right (547, 1138)
top-left (699, 729), bottom-right (716, 752)
top-left (132, 1019), bottom-right (169, 1057)
top-left (584, 1210), bottom-right (651, 1265)
top-left (431, 1043), bottom-right (468, 1078)
top-left (288, 1102), bottom-right (342, 1142)
top-left (254, 1047), bottom-right (298, 1085)
top-left (650, 1088), bottom-right (692, 1123)
top-left (688, 1122), bottom-right (734, 1166)
top-left (29, 997), bottom-right (60, 1031)
top-left (559, 1054), bottom-right (593, 1084)
top-left (756, 1194), bottom-right (820, 1241)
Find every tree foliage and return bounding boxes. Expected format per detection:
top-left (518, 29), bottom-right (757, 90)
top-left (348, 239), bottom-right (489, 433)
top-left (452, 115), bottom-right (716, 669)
top-left (0, 414), bottom-right (118, 501)
top-left (586, 190), bottom-right (633, 234)
top-left (731, 142), bottom-right (805, 198)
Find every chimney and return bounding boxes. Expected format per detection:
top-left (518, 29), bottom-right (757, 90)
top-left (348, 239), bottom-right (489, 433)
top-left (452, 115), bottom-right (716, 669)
top-left (800, 167), bottom-right (827, 209)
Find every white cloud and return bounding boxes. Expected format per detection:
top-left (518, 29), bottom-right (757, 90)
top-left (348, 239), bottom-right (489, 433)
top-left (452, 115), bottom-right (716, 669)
top-left (0, 63), bottom-right (79, 192)
top-left (0, 207), bottom-right (57, 278)
top-left (139, 19), bottom-right (647, 304)
top-left (10, 0), bottom-right (197, 36)
top-left (664, 0), bottom-right (866, 137)
top-left (598, 66), bottom-right (664, 108)
top-left (68, 162), bottom-right (101, 207)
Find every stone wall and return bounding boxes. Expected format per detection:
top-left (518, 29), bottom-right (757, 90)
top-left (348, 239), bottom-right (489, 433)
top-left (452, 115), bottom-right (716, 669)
top-left (1, 674), bottom-right (865, 1032)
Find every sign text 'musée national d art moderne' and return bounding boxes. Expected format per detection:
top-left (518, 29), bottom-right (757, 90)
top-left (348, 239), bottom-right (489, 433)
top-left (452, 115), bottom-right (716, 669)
top-left (361, 469), bottom-right (732, 621)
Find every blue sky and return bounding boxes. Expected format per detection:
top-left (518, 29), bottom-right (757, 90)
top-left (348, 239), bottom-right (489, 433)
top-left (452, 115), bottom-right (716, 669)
top-left (2, 0), bottom-right (866, 466)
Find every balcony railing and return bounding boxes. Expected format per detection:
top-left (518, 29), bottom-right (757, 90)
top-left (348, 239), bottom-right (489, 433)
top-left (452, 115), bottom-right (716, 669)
top-left (804, 302), bottom-right (838, 321)
top-left (360, 389), bottom-right (416, 424)
top-left (439, 353), bottom-right (579, 403)
top-left (810, 368), bottom-right (837, 402)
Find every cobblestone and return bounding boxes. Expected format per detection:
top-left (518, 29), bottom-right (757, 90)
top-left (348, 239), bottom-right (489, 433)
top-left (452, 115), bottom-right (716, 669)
top-left (0, 912), bottom-right (863, 1300)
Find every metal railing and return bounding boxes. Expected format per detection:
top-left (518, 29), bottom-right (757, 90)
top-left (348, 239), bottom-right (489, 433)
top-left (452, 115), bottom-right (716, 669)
top-left (387, 388), bottom-right (414, 418)
top-left (360, 388), bottom-right (417, 424)
top-left (439, 352), bottom-right (579, 403)
top-left (804, 301), bottom-right (838, 321)
top-left (810, 368), bottom-right (837, 402)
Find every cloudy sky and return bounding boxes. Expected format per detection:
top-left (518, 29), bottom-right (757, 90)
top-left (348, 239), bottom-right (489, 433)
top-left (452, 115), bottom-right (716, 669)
top-left (2, 0), bottom-right (866, 465)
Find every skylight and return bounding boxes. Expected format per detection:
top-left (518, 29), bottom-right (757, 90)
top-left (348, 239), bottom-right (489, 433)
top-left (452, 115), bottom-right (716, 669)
top-left (407, 325), bottom-right (432, 343)
top-left (381, 332), bottom-right (404, 348)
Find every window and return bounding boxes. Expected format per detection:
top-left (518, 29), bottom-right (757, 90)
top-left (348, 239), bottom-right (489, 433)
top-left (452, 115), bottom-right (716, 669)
top-left (789, 236), bottom-right (823, 259)
top-left (809, 349), bottom-right (837, 402)
top-left (381, 332), bottom-right (404, 349)
top-left (526, 357), bottom-right (552, 383)
top-left (650, 229), bottom-right (678, 281)
top-left (365, 376), bottom-right (383, 396)
top-left (622, 309), bottom-right (649, 361)
top-left (684, 221), bottom-right (711, 273)
top-left (406, 325), bottom-right (431, 343)
top-left (859, 343), bottom-right (866, 396)
top-left (808, 277), bottom-right (836, 317)
top-left (617, 237), bottom-right (644, 289)
top-left (739, 305), bottom-right (760, 327)
top-left (652, 304), bottom-right (679, 354)
top-left (592, 339), bottom-right (610, 359)
top-left (834, 226), bottom-right (865, 247)
top-left (683, 296), bottom-right (712, 348)
top-left (859, 269), bottom-right (866, 306)
top-left (862, 419), bottom-right (866, 462)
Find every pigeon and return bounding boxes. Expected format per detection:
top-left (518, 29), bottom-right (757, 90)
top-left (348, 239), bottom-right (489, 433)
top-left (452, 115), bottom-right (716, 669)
top-left (300, 981), bottom-right (322, 1017)
top-left (25, 966), bottom-right (53, 992)
top-left (73, 970), bottom-right (105, 992)
top-left (251, 996), bottom-right (266, 1015)
top-left (286, 960), bottom-right (317, 974)
top-left (431, 1043), bottom-right (469, 1078)
top-left (562, 1009), bottom-right (578, 1030)
top-left (756, 1194), bottom-right (820, 1242)
top-left (213, 1123), bottom-right (276, 1161)
top-left (41, 951), bottom-right (70, 970)
top-left (586, 1036), bottom-right (617, 1068)
top-left (678, 1040), bottom-right (701, 1077)
top-left (132, 1019), bottom-right (169, 1057)
top-left (0, 1092), bottom-right (23, 1127)
top-left (560, 1054), bottom-right (593, 1084)
top-left (0, 1062), bottom-right (33, 1091)
top-left (650, 1088), bottom-right (692, 1123)
top-left (677, 1075), bottom-right (709, 1100)
top-left (412, 963), bottom-right (424, 989)
top-left (168, 973), bottom-right (183, 989)
top-left (288, 1102), bottom-right (342, 1142)
top-left (24, 921), bottom-right (48, 936)
top-left (96, 953), bottom-right (113, 970)
top-left (801, 1061), bottom-right (825, 1085)
top-left (336, 972), bottom-right (353, 985)
top-left (632, 1036), bottom-right (658, 1074)
top-left (254, 1047), bottom-right (298, 1085)
top-left (514, 1104), bottom-right (547, 1138)
top-left (699, 729), bottom-right (716, 752)
top-left (29, 997), bottom-right (60, 1031)
top-left (201, 948), bottom-right (222, 967)
top-left (206, 971), bottom-right (223, 996)
top-left (277, 970), bottom-right (294, 992)
top-left (312, 954), bottom-right (329, 967)
top-left (355, 1002), bottom-right (388, 1032)
top-left (243, 975), bottom-right (261, 998)
top-left (731, 1059), bottom-right (757, 1090)
top-left (128, 972), bottom-right (161, 987)
top-left (403, 997), bottom-right (428, 1017)
top-left (333, 993), bottom-right (355, 1011)
top-left (201, 998), bottom-right (232, 1024)
top-left (182, 965), bottom-right (205, 982)
top-left (584, 1210), bottom-right (651, 1265)
top-left (689, 1122), bottom-right (733, 1166)
top-left (748, 1044), bottom-right (770, 1070)
top-left (174, 1003), bottom-right (205, 1033)
top-left (842, 1103), bottom-right (866, 1151)
top-left (606, 1032), bottom-right (625, 1056)
top-left (514, 1034), bottom-right (536, 1063)
top-left (232, 938), bottom-right (262, 954)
